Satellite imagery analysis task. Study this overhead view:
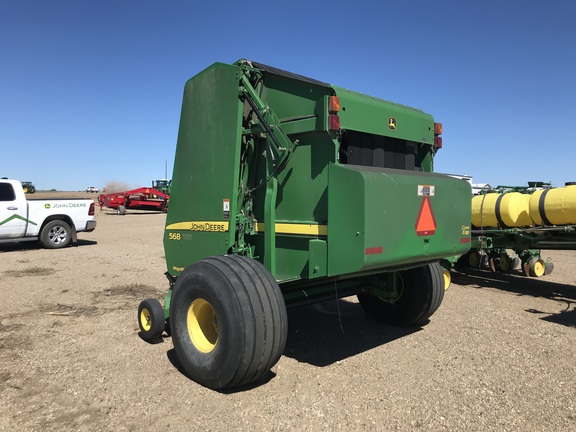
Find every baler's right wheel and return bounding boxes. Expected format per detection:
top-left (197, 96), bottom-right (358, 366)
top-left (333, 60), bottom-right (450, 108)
top-left (358, 262), bottom-right (445, 327)
top-left (442, 267), bottom-right (451, 291)
top-left (116, 205), bottom-right (126, 215)
top-left (170, 255), bottom-right (288, 390)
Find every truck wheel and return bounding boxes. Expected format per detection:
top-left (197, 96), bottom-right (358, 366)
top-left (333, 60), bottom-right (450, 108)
top-left (138, 298), bottom-right (165, 341)
top-left (40, 220), bottom-right (73, 249)
top-left (358, 262), bottom-right (444, 327)
top-left (116, 205), bottom-right (126, 215)
top-left (170, 255), bottom-right (288, 390)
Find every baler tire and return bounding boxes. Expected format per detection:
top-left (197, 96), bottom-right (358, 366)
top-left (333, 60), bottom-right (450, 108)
top-left (40, 220), bottom-right (73, 249)
top-left (442, 267), bottom-right (451, 291)
top-left (358, 262), bottom-right (445, 327)
top-left (138, 298), bottom-right (165, 341)
top-left (117, 205), bottom-right (126, 215)
top-left (169, 255), bottom-right (288, 390)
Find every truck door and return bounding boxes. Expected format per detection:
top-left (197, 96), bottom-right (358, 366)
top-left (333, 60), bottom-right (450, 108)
top-left (0, 182), bottom-right (27, 238)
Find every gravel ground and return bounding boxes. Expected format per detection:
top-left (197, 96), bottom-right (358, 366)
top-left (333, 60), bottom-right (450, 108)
top-left (1, 195), bottom-right (575, 431)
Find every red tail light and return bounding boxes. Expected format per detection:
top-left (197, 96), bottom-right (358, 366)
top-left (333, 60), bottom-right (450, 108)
top-left (89, 202), bottom-right (95, 216)
top-left (329, 114), bottom-right (340, 131)
top-left (434, 122), bottom-right (443, 149)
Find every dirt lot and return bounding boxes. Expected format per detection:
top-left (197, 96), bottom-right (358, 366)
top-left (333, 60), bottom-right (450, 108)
top-left (1, 192), bottom-right (575, 431)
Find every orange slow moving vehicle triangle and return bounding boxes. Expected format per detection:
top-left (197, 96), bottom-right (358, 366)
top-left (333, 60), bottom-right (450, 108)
top-left (415, 196), bottom-right (437, 236)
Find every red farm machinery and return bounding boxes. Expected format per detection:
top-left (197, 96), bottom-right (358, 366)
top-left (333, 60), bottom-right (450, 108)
top-left (98, 187), bottom-right (169, 215)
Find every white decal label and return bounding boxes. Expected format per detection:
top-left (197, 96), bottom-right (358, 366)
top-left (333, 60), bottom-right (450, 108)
top-left (418, 185), bottom-right (435, 196)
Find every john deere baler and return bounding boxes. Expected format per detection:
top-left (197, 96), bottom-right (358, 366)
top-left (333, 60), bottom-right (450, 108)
top-left (137, 59), bottom-right (471, 390)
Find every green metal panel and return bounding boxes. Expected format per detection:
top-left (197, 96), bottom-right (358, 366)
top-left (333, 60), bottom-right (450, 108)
top-left (243, 75), bottom-right (336, 282)
top-left (327, 164), bottom-right (471, 276)
top-left (164, 63), bottom-right (243, 275)
top-left (308, 239), bottom-right (327, 278)
top-left (164, 59), bottom-right (470, 292)
top-left (332, 85), bottom-right (435, 145)
top-left (247, 132), bottom-right (332, 282)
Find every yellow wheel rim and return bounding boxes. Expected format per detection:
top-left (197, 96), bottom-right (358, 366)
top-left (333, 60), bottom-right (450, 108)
top-left (533, 260), bottom-right (545, 277)
top-left (187, 299), bottom-right (218, 353)
top-left (140, 308), bottom-right (152, 332)
top-left (442, 268), bottom-right (451, 291)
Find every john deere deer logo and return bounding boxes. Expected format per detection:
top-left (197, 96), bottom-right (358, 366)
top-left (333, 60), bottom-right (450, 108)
top-left (388, 117), bottom-right (397, 131)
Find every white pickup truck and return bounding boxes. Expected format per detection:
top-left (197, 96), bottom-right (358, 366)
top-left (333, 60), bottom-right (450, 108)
top-left (0, 178), bottom-right (97, 248)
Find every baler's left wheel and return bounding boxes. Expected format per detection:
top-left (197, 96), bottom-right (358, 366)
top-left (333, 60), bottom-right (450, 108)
top-left (138, 298), bottom-right (165, 341)
top-left (358, 262), bottom-right (445, 327)
top-left (170, 255), bottom-right (288, 390)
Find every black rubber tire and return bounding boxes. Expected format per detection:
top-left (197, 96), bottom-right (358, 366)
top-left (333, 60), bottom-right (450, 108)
top-left (117, 205), bottom-right (126, 215)
top-left (468, 250), bottom-right (483, 268)
top-left (358, 262), bottom-right (445, 327)
top-left (497, 254), bottom-right (510, 271)
top-left (170, 255), bottom-right (288, 390)
top-left (528, 258), bottom-right (546, 277)
top-left (138, 298), bottom-right (165, 341)
top-left (40, 220), bottom-right (73, 249)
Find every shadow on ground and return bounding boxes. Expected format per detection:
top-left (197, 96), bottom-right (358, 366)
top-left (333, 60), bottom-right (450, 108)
top-left (452, 268), bottom-right (576, 327)
top-left (0, 239), bottom-right (97, 251)
top-left (283, 300), bottom-right (421, 366)
top-left (164, 299), bottom-right (423, 392)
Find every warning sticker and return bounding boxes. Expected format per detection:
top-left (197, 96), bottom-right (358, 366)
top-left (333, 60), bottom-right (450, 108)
top-left (418, 185), bottom-right (435, 196)
top-left (223, 199), bottom-right (230, 219)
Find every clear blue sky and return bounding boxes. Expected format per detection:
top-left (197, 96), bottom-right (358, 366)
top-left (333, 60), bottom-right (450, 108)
top-left (1, 0), bottom-right (575, 190)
